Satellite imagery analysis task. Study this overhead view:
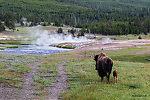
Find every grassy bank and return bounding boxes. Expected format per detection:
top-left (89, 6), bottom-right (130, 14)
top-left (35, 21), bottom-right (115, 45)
top-left (55, 45), bottom-right (75, 49)
top-left (0, 44), bottom-right (150, 99)
top-left (0, 40), bottom-right (31, 45)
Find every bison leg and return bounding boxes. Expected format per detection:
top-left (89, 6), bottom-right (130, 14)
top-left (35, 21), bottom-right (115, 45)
top-left (101, 77), bottom-right (104, 82)
top-left (115, 77), bottom-right (118, 83)
top-left (106, 74), bottom-right (110, 84)
top-left (95, 63), bottom-right (98, 70)
top-left (114, 77), bottom-right (116, 83)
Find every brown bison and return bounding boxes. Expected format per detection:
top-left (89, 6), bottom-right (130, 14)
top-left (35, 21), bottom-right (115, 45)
top-left (94, 52), bottom-right (113, 83)
top-left (113, 70), bottom-right (118, 83)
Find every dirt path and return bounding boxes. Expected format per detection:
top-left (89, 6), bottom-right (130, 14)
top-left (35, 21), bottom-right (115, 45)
top-left (22, 61), bottom-right (40, 99)
top-left (0, 85), bottom-right (23, 100)
top-left (0, 60), bottom-right (40, 100)
top-left (0, 60), bottom-right (69, 100)
top-left (46, 62), bottom-right (69, 100)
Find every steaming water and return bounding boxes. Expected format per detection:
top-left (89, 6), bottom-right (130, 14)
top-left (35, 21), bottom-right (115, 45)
top-left (34, 33), bottom-right (90, 45)
top-left (0, 45), bottom-right (71, 55)
top-left (102, 38), bottom-right (112, 44)
top-left (0, 26), bottom-right (94, 55)
top-left (28, 26), bottom-right (93, 46)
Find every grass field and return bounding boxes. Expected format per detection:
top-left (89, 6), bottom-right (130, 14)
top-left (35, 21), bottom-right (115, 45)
top-left (0, 27), bottom-right (150, 99)
top-left (96, 34), bottom-right (150, 40)
top-left (60, 46), bottom-right (150, 100)
top-left (0, 54), bottom-right (37, 88)
top-left (0, 44), bottom-right (149, 99)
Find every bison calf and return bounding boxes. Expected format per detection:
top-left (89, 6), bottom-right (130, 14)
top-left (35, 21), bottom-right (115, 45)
top-left (113, 70), bottom-right (118, 83)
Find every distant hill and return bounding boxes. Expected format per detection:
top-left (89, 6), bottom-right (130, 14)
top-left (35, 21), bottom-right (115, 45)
top-left (0, 0), bottom-right (150, 24)
top-left (0, 0), bottom-right (91, 24)
top-left (56, 0), bottom-right (150, 10)
top-left (0, 0), bottom-right (150, 34)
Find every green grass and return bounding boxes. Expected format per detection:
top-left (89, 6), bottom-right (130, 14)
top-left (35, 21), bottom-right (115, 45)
top-left (15, 27), bottom-right (29, 34)
top-left (61, 47), bottom-right (150, 100)
top-left (0, 47), bottom-right (5, 50)
top-left (0, 63), bottom-right (31, 87)
top-left (33, 91), bottom-right (44, 96)
top-left (0, 40), bottom-right (22, 45)
top-left (0, 40), bottom-right (150, 99)
top-left (0, 45), bottom-right (18, 50)
top-left (6, 46), bottom-right (19, 48)
top-left (38, 61), bottom-right (58, 73)
top-left (0, 40), bottom-right (31, 45)
top-left (96, 34), bottom-right (150, 40)
top-left (39, 74), bottom-right (60, 77)
top-left (33, 75), bottom-right (57, 89)
top-left (31, 56), bottom-right (63, 93)
top-left (111, 54), bottom-right (150, 63)
top-left (63, 59), bottom-right (150, 100)
top-left (0, 54), bottom-right (42, 88)
top-left (107, 47), bottom-right (149, 56)
top-left (55, 44), bottom-right (75, 49)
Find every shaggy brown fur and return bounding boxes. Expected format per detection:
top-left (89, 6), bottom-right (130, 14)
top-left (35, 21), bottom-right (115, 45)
top-left (94, 52), bottom-right (113, 83)
top-left (113, 70), bottom-right (118, 83)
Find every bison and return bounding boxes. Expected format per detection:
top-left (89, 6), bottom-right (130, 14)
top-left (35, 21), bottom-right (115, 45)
top-left (94, 52), bottom-right (113, 83)
top-left (113, 70), bottom-right (118, 83)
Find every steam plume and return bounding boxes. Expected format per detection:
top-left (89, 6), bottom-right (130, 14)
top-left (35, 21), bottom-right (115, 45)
top-left (27, 26), bottom-right (92, 46)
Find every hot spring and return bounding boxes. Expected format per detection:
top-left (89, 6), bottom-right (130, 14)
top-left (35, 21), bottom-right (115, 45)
top-left (0, 26), bottom-right (94, 55)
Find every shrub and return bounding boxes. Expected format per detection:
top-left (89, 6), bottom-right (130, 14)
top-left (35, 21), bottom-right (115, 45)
top-left (138, 36), bottom-right (142, 39)
top-left (57, 28), bottom-right (63, 33)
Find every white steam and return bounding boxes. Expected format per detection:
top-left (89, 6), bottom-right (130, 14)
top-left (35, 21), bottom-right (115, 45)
top-left (27, 26), bottom-right (92, 46)
top-left (21, 17), bottom-right (27, 25)
top-left (102, 38), bottom-right (112, 44)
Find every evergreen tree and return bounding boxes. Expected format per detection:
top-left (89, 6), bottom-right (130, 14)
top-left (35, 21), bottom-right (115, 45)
top-left (78, 28), bottom-right (85, 37)
top-left (4, 19), bottom-right (15, 30)
top-left (0, 20), bottom-right (5, 32)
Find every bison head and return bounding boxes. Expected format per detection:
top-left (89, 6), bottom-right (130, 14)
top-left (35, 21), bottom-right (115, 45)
top-left (94, 55), bottom-right (99, 61)
top-left (94, 55), bottom-right (99, 70)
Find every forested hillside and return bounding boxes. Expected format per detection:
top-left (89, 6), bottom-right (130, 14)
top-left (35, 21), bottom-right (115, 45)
top-left (0, 0), bottom-right (150, 35)
top-left (0, 0), bottom-right (91, 24)
top-left (56, 0), bottom-right (150, 9)
top-left (56, 0), bottom-right (150, 18)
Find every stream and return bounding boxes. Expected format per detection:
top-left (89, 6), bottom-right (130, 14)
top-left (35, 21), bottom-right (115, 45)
top-left (0, 45), bottom-right (72, 55)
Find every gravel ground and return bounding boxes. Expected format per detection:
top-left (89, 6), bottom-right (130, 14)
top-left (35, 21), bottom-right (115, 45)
top-left (75, 39), bottom-right (150, 51)
top-left (46, 62), bottom-right (69, 100)
top-left (0, 61), bottom-right (41, 100)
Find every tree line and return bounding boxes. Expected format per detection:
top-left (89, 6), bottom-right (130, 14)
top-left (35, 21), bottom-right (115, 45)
top-left (0, 0), bottom-right (150, 35)
top-left (81, 17), bottom-right (150, 35)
